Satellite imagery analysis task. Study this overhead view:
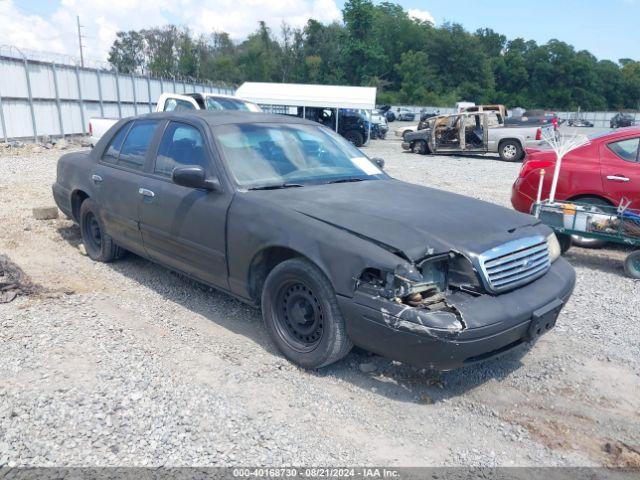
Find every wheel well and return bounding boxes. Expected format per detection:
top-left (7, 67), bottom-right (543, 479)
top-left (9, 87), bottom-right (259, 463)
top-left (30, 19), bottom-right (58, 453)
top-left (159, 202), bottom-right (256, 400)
top-left (498, 138), bottom-right (522, 148)
top-left (71, 190), bottom-right (89, 222)
top-left (247, 247), bottom-right (305, 302)
top-left (567, 194), bottom-right (613, 206)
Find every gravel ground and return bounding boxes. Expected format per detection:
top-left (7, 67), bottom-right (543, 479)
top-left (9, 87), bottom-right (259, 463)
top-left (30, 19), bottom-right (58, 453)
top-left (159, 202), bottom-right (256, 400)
top-left (0, 134), bottom-right (638, 468)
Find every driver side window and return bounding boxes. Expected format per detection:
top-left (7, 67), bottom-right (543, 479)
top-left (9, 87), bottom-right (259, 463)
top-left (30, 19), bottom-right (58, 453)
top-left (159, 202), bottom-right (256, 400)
top-left (154, 122), bottom-right (211, 178)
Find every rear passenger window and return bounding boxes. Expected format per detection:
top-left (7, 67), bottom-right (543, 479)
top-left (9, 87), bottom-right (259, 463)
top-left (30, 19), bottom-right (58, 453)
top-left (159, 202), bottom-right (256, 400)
top-left (608, 138), bottom-right (639, 162)
top-left (118, 120), bottom-right (160, 170)
top-left (155, 122), bottom-right (209, 177)
top-left (102, 122), bottom-right (131, 164)
top-left (163, 98), bottom-right (196, 112)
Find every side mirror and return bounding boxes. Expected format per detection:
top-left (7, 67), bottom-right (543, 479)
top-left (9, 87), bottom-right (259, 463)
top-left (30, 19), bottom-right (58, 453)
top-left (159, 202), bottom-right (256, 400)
top-left (371, 157), bottom-right (385, 170)
top-left (172, 166), bottom-right (219, 191)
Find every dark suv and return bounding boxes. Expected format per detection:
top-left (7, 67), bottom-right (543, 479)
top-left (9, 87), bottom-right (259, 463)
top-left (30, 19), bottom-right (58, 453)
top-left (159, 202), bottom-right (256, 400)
top-left (610, 112), bottom-right (635, 129)
top-left (297, 107), bottom-right (369, 147)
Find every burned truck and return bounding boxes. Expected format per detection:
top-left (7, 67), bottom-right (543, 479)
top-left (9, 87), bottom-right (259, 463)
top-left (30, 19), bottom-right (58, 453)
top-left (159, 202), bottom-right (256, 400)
top-left (402, 111), bottom-right (554, 161)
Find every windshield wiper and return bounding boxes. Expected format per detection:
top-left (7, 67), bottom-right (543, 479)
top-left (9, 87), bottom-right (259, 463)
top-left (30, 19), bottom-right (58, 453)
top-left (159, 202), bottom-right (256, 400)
top-left (248, 183), bottom-right (304, 191)
top-left (325, 177), bottom-right (367, 184)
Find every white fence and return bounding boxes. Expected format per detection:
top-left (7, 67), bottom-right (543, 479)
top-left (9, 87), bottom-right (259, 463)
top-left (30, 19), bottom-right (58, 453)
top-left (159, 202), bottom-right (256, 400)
top-left (0, 52), bottom-right (234, 141)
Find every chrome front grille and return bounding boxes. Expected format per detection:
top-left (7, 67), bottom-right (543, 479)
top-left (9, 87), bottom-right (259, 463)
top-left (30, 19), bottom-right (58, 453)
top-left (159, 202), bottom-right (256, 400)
top-left (478, 236), bottom-right (550, 293)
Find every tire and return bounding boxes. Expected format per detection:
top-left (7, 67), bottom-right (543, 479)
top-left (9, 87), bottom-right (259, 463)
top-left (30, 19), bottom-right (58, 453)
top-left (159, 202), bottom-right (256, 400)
top-left (569, 197), bottom-right (611, 248)
top-left (624, 251), bottom-right (640, 279)
top-left (261, 258), bottom-right (353, 369)
top-left (344, 130), bottom-right (364, 147)
top-left (414, 139), bottom-right (428, 155)
top-left (79, 198), bottom-right (122, 262)
top-left (499, 140), bottom-right (523, 162)
top-left (557, 233), bottom-right (572, 254)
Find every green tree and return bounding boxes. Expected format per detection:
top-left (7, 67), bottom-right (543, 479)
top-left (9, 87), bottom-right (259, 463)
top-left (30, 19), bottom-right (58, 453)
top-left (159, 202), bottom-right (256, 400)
top-left (108, 30), bottom-right (145, 74)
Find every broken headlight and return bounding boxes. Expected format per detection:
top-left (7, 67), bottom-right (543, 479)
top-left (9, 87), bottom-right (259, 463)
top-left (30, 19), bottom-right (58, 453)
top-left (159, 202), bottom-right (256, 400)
top-left (547, 233), bottom-right (561, 263)
top-left (448, 254), bottom-right (482, 292)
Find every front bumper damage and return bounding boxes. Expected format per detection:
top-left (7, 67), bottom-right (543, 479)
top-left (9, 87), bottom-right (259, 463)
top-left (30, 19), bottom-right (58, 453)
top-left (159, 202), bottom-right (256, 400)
top-left (339, 258), bottom-right (575, 370)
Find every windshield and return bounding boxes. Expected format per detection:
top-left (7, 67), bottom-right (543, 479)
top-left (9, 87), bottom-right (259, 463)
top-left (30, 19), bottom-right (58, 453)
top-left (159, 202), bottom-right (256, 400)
top-left (206, 97), bottom-right (258, 112)
top-left (215, 123), bottom-right (386, 188)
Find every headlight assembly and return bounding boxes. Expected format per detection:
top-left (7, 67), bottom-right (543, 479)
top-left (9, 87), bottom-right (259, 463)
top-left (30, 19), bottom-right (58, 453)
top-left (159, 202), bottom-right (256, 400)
top-left (448, 254), bottom-right (482, 292)
top-left (547, 233), bottom-right (561, 263)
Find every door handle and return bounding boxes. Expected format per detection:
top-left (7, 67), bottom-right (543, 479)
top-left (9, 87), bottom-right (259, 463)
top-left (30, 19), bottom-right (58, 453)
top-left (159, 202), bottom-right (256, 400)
top-left (138, 188), bottom-right (155, 198)
top-left (606, 175), bottom-right (630, 182)
top-left (91, 174), bottom-right (103, 183)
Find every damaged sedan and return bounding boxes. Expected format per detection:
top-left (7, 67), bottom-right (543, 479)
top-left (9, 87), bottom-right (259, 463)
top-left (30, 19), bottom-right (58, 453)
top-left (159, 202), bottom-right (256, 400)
top-left (53, 111), bottom-right (575, 370)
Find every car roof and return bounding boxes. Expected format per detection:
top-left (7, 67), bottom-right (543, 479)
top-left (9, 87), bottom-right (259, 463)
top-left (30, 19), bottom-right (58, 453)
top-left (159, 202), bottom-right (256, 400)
top-left (127, 110), bottom-right (317, 128)
top-left (589, 126), bottom-right (640, 141)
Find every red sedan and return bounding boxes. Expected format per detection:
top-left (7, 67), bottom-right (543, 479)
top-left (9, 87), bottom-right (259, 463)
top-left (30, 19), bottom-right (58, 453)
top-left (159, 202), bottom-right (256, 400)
top-left (512, 127), bottom-right (640, 245)
top-left (512, 127), bottom-right (640, 211)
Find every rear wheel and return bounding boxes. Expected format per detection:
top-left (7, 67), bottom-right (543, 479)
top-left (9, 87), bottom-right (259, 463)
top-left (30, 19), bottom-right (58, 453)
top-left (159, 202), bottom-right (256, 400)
top-left (569, 197), bottom-right (611, 248)
top-left (261, 258), bottom-right (352, 369)
top-left (624, 251), bottom-right (640, 279)
top-left (79, 199), bottom-right (122, 262)
top-left (499, 140), bottom-right (523, 162)
top-left (344, 130), bottom-right (364, 147)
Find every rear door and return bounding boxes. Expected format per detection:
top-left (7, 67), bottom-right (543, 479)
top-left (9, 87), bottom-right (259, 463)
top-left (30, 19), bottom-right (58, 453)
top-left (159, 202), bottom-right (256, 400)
top-left (460, 113), bottom-right (488, 153)
top-left (92, 119), bottom-right (161, 255)
top-left (138, 120), bottom-right (233, 289)
top-left (599, 136), bottom-right (640, 208)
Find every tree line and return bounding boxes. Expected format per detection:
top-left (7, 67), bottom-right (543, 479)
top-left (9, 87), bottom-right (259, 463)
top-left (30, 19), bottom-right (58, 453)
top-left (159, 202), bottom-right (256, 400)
top-left (107, 0), bottom-right (640, 110)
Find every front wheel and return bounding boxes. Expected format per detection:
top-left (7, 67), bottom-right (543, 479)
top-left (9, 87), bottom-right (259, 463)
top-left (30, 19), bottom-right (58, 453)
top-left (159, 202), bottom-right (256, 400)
top-left (261, 258), bottom-right (353, 369)
top-left (624, 251), bottom-right (640, 279)
top-left (499, 140), bottom-right (523, 162)
top-left (413, 139), bottom-right (428, 155)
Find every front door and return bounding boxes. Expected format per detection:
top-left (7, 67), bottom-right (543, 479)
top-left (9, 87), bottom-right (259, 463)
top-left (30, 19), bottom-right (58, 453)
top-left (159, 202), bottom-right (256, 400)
top-left (138, 120), bottom-right (232, 289)
top-left (432, 115), bottom-right (462, 153)
top-left (92, 119), bottom-right (161, 255)
top-left (599, 136), bottom-right (640, 209)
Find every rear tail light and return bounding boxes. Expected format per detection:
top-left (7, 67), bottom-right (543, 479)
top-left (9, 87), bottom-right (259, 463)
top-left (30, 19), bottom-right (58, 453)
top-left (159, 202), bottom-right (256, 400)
top-left (535, 128), bottom-right (542, 140)
top-left (89, 121), bottom-right (93, 136)
top-left (519, 156), bottom-right (554, 179)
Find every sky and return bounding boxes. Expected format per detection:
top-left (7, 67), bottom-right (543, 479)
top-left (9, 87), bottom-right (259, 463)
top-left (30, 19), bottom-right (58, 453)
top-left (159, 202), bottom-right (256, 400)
top-left (1, 0), bottom-right (638, 64)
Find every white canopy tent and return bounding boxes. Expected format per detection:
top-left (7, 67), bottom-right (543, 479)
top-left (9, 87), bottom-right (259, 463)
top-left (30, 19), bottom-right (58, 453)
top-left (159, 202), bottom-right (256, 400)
top-left (235, 82), bottom-right (377, 110)
top-left (236, 82), bottom-right (377, 144)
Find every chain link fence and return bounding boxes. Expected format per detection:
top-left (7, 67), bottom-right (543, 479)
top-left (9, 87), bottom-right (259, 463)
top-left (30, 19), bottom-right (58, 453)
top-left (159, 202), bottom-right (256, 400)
top-left (0, 46), bottom-right (234, 142)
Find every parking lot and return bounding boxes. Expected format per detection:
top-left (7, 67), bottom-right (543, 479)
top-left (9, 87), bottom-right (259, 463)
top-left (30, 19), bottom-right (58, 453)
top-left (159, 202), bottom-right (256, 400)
top-left (0, 132), bottom-right (638, 467)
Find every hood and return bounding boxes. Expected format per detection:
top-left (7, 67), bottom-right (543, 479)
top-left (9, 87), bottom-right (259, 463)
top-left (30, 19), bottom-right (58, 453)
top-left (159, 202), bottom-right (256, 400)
top-left (251, 179), bottom-right (541, 261)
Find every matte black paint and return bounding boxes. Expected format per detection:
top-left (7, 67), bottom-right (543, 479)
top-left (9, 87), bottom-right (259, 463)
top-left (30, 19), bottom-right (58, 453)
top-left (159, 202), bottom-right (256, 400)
top-left (53, 110), bottom-right (576, 370)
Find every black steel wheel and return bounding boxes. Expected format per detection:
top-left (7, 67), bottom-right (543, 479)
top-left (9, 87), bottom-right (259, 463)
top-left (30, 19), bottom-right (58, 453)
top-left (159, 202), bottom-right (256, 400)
top-left (261, 258), bottom-right (352, 368)
top-left (275, 281), bottom-right (324, 352)
top-left (79, 198), bottom-right (123, 262)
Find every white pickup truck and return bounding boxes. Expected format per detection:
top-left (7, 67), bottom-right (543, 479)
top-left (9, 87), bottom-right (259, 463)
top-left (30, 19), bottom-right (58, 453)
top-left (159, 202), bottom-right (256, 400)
top-left (88, 92), bottom-right (262, 146)
top-left (401, 111), bottom-right (555, 161)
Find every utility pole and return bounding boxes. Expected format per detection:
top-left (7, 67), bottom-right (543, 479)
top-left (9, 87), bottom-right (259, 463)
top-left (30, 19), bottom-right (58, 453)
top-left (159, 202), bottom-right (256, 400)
top-left (77, 15), bottom-right (85, 67)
